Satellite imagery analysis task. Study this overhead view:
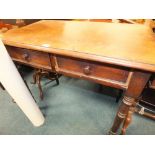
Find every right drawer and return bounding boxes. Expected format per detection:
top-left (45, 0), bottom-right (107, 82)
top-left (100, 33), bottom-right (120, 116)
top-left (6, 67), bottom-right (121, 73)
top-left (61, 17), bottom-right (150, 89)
top-left (56, 55), bottom-right (130, 89)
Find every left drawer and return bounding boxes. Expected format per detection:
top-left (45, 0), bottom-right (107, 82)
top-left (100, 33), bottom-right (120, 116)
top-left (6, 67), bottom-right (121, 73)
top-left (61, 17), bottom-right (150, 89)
top-left (6, 46), bottom-right (52, 70)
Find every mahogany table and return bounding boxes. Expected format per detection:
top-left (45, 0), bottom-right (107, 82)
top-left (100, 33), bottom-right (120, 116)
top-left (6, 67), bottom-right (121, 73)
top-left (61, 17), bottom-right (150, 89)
top-left (2, 20), bottom-right (155, 134)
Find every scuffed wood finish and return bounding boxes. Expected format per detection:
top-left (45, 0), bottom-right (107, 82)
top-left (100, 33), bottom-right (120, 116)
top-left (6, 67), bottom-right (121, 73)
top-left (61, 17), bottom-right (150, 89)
top-left (2, 20), bottom-right (155, 72)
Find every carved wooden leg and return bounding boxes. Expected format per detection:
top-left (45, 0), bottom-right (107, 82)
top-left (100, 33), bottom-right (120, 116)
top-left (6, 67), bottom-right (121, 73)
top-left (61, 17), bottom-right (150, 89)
top-left (109, 71), bottom-right (151, 135)
top-left (36, 73), bottom-right (43, 100)
top-left (31, 69), bottom-right (60, 100)
top-left (46, 72), bottom-right (60, 85)
top-left (31, 69), bottom-right (38, 84)
top-left (109, 96), bottom-right (134, 135)
top-left (121, 112), bottom-right (132, 135)
top-left (121, 104), bottom-right (136, 135)
top-left (31, 69), bottom-right (44, 100)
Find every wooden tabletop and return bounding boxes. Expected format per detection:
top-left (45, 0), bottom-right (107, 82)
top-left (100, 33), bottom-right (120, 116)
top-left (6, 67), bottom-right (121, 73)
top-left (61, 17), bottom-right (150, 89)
top-left (2, 20), bottom-right (155, 72)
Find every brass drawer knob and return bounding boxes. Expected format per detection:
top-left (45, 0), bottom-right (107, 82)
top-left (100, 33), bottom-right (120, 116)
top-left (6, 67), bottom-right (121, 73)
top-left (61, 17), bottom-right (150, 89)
top-left (22, 53), bottom-right (29, 61)
top-left (83, 65), bottom-right (91, 75)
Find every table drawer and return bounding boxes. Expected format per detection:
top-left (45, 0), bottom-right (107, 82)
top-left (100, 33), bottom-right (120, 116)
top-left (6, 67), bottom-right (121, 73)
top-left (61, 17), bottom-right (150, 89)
top-left (56, 55), bottom-right (130, 89)
top-left (6, 46), bottom-right (52, 70)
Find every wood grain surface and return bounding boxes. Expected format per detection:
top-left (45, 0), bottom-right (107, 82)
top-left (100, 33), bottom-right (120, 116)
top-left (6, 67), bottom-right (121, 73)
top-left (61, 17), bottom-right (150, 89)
top-left (2, 20), bottom-right (155, 72)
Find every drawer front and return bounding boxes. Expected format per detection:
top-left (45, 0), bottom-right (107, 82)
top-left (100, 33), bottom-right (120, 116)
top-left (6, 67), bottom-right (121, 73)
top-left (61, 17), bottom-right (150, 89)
top-left (6, 46), bottom-right (52, 70)
top-left (56, 55), bottom-right (130, 88)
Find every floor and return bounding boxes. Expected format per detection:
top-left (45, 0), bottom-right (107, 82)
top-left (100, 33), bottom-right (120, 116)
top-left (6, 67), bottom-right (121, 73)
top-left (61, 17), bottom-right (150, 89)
top-left (0, 67), bottom-right (155, 135)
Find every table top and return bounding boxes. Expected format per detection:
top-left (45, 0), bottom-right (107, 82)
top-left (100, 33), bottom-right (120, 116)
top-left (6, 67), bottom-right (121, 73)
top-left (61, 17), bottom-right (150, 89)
top-left (2, 20), bottom-right (155, 72)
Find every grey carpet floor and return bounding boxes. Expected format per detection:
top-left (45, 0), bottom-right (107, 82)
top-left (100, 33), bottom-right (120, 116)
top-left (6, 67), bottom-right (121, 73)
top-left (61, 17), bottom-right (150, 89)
top-left (0, 67), bottom-right (155, 135)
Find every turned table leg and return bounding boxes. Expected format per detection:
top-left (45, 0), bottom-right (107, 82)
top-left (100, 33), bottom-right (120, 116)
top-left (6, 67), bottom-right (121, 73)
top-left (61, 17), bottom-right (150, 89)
top-left (121, 100), bottom-right (137, 135)
top-left (109, 71), bottom-right (151, 135)
top-left (109, 96), bottom-right (135, 135)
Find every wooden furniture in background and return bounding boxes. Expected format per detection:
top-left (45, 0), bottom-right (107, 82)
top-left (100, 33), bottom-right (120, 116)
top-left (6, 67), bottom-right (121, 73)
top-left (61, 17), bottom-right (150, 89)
top-left (15, 19), bottom-right (26, 27)
top-left (2, 20), bottom-right (155, 134)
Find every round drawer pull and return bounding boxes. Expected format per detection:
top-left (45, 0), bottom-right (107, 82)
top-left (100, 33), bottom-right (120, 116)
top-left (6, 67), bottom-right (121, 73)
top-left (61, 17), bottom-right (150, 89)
top-left (83, 65), bottom-right (91, 75)
top-left (22, 53), bottom-right (29, 61)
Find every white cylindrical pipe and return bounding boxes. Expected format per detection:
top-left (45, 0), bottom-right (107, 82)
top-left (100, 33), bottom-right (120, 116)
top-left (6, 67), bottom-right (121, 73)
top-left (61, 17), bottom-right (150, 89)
top-left (0, 40), bottom-right (45, 126)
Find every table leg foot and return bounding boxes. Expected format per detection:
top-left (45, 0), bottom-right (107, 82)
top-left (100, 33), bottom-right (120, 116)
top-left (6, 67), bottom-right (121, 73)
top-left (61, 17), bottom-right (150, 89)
top-left (110, 96), bottom-right (137, 134)
top-left (121, 108), bottom-right (133, 135)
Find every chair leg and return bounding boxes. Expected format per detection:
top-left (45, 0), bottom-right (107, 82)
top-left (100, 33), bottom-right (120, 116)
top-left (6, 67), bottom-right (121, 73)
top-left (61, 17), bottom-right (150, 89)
top-left (36, 73), bottom-right (44, 100)
top-left (31, 69), bottom-right (60, 100)
top-left (31, 70), bottom-right (38, 84)
top-left (46, 72), bottom-right (60, 85)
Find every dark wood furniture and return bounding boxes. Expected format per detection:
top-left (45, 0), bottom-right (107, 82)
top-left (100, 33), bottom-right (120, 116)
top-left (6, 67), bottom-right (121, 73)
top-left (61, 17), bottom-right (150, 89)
top-left (31, 69), bottom-right (59, 100)
top-left (2, 20), bottom-right (155, 134)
